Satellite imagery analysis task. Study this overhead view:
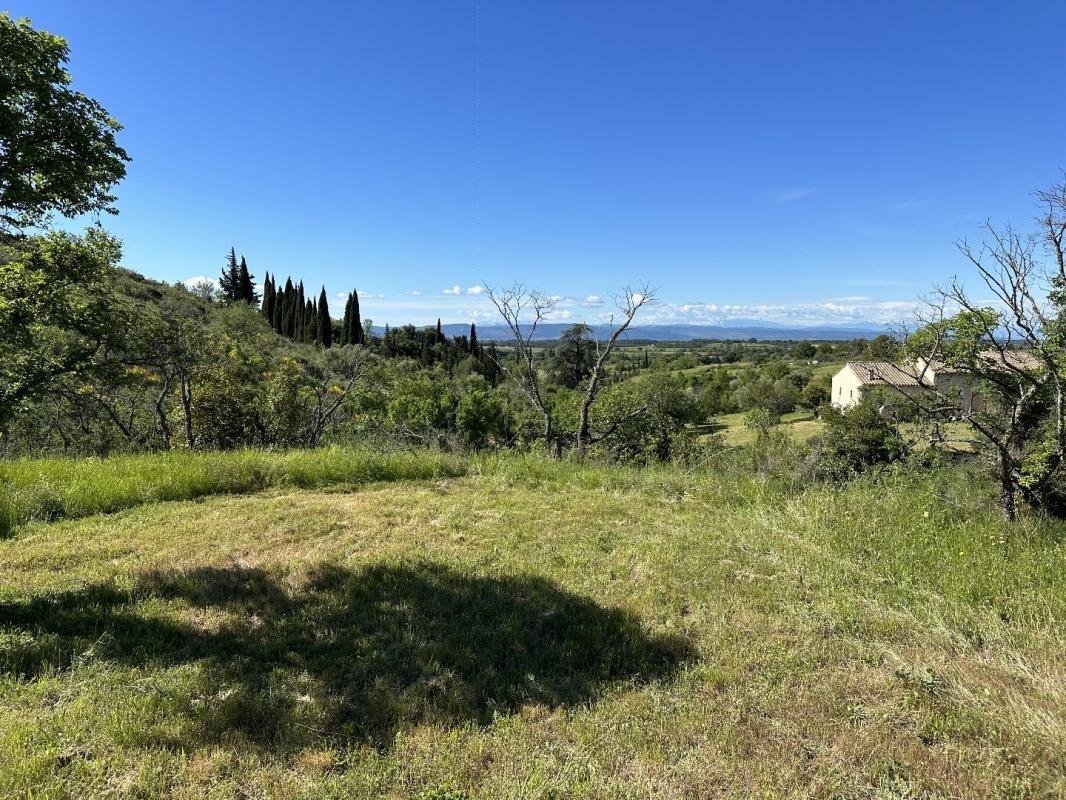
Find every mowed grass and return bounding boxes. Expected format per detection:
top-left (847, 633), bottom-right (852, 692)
top-left (0, 454), bottom-right (1065, 798)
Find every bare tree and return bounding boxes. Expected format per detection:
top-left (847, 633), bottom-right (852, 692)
top-left (485, 283), bottom-right (655, 458)
top-left (574, 285), bottom-right (654, 457)
top-left (484, 285), bottom-right (560, 455)
top-left (300, 347), bottom-right (374, 448)
top-left (902, 175), bottom-right (1066, 520)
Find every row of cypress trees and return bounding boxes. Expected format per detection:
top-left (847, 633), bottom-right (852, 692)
top-left (340, 291), bottom-right (365, 345)
top-left (221, 244), bottom-right (362, 349)
top-left (260, 273), bottom-right (354, 348)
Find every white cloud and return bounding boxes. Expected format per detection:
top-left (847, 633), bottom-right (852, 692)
top-left (633, 297), bottom-right (923, 327)
top-left (770, 188), bottom-right (816, 204)
top-left (181, 275), bottom-right (219, 290)
top-left (335, 292), bottom-right (347, 300)
top-left (405, 290), bottom-right (423, 296)
top-left (581, 294), bottom-right (603, 307)
top-left (443, 285), bottom-right (462, 295)
top-left (465, 285), bottom-right (484, 295)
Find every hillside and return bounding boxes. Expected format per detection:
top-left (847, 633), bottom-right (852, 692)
top-left (0, 452), bottom-right (1063, 799)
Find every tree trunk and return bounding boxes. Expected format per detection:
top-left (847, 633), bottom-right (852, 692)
top-left (179, 371), bottom-right (195, 449)
top-left (154, 372), bottom-right (172, 450)
top-left (997, 451), bottom-right (1017, 522)
top-left (544, 416), bottom-right (560, 458)
top-left (575, 407), bottom-right (591, 458)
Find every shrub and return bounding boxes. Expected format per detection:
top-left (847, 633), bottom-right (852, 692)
top-left (806, 402), bottom-right (906, 484)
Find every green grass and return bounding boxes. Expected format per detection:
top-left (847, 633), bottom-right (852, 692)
top-left (0, 452), bottom-right (1064, 797)
top-left (712, 409), bottom-right (826, 446)
top-left (0, 448), bottom-right (467, 537)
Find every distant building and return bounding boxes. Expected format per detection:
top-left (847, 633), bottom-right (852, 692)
top-left (831, 351), bottom-right (1042, 411)
top-left (830, 361), bottom-right (928, 410)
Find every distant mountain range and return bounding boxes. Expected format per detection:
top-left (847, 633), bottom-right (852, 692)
top-left (385, 321), bottom-right (891, 342)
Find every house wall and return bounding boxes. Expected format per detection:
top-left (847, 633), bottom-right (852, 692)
top-left (832, 359), bottom-right (986, 414)
top-left (830, 366), bottom-right (926, 410)
top-left (831, 367), bottom-right (864, 409)
top-left (929, 372), bottom-right (977, 413)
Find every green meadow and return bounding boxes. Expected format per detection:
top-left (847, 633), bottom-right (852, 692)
top-left (1, 451), bottom-right (1063, 798)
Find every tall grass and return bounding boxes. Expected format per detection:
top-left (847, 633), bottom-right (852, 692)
top-left (0, 447), bottom-right (467, 536)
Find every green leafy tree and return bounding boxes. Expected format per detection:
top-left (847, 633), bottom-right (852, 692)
top-left (809, 402), bottom-right (906, 484)
top-left (550, 323), bottom-right (595, 389)
top-left (0, 228), bottom-right (124, 432)
top-left (0, 14), bottom-right (129, 234)
top-left (799, 373), bottom-right (831, 410)
top-left (456, 380), bottom-right (509, 450)
top-left (867, 334), bottom-right (900, 360)
top-left (905, 176), bottom-right (1066, 520)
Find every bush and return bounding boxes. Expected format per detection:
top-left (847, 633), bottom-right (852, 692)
top-left (806, 402), bottom-right (906, 484)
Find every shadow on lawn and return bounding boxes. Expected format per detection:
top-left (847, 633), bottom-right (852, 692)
top-left (0, 562), bottom-right (695, 749)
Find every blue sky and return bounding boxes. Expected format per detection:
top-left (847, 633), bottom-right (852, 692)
top-left (11, 1), bottom-right (1066, 326)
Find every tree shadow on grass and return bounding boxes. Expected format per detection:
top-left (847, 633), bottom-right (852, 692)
top-left (0, 562), bottom-right (696, 750)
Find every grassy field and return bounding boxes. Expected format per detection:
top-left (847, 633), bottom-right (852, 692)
top-left (0, 448), bottom-right (467, 536)
top-left (1, 452), bottom-right (1064, 798)
top-left (711, 410), bottom-right (826, 446)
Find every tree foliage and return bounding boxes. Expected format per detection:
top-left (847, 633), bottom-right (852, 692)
top-left (0, 228), bottom-right (124, 432)
top-left (904, 175), bottom-right (1066, 519)
top-left (0, 14), bottom-right (129, 233)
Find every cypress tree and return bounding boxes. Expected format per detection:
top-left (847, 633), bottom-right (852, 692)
top-left (262, 272), bottom-right (275, 321)
top-left (436, 318), bottom-right (443, 344)
top-left (469, 322), bottom-right (478, 355)
top-left (304, 298), bottom-right (314, 343)
top-left (279, 277), bottom-right (294, 335)
top-left (272, 287), bottom-right (284, 333)
top-left (318, 288), bottom-right (332, 347)
top-left (350, 290), bottom-right (363, 344)
top-left (285, 297), bottom-right (296, 339)
top-left (341, 293), bottom-right (353, 345)
top-left (296, 282), bottom-right (306, 340)
top-left (219, 247), bottom-right (241, 303)
top-left (283, 278), bottom-right (296, 338)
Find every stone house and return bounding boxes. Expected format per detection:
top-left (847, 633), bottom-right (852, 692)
top-left (831, 351), bottom-right (1042, 412)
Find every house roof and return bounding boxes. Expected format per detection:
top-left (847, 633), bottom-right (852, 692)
top-left (843, 361), bottom-right (926, 387)
top-left (923, 349), bottom-right (1042, 373)
top-left (978, 349), bottom-right (1042, 371)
